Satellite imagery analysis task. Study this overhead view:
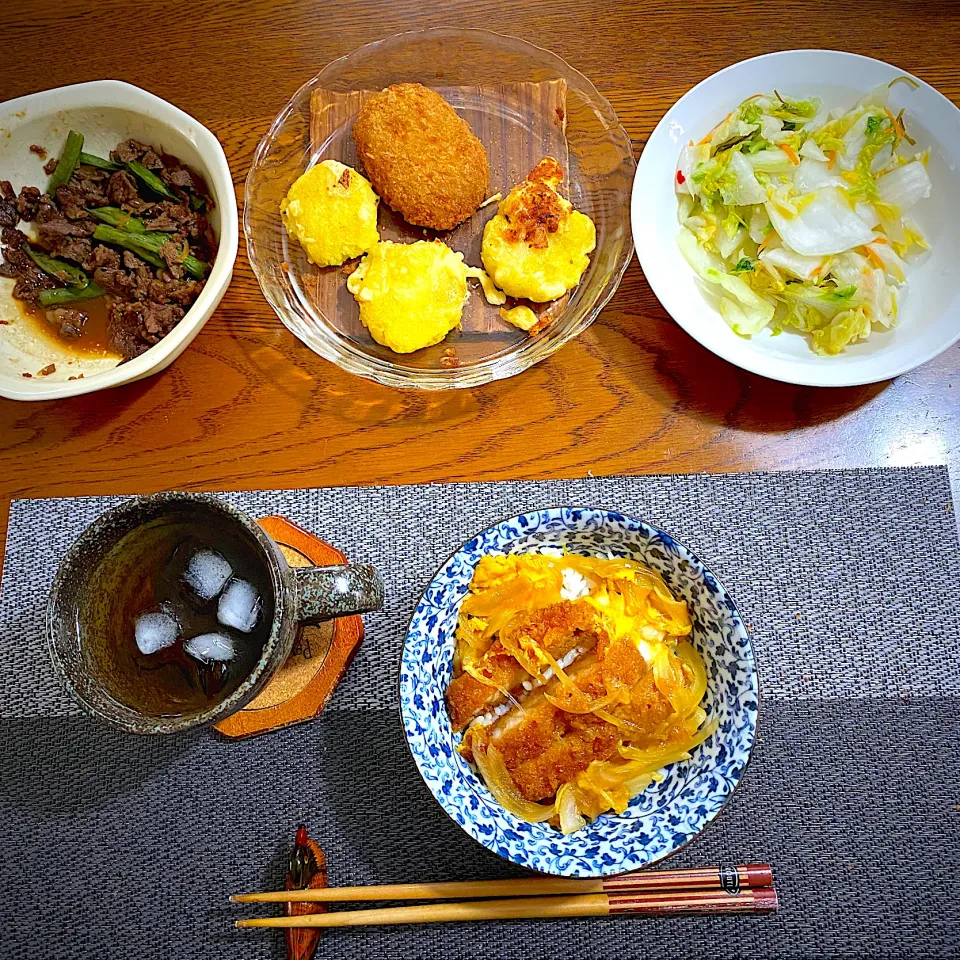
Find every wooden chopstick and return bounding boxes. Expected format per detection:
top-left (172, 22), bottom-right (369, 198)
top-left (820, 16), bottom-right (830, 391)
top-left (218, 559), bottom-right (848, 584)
top-left (232, 863), bottom-right (772, 904)
top-left (236, 887), bottom-right (778, 928)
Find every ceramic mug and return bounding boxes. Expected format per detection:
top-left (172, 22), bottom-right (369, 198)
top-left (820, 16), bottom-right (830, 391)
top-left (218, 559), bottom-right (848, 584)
top-left (46, 492), bottom-right (384, 734)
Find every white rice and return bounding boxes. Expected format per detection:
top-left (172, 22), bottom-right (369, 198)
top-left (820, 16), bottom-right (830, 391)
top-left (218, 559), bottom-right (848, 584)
top-left (557, 645), bottom-right (585, 669)
top-left (560, 567), bottom-right (593, 601)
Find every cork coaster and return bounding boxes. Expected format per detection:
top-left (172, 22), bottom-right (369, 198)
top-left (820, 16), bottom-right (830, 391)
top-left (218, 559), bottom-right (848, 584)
top-left (214, 516), bottom-right (364, 739)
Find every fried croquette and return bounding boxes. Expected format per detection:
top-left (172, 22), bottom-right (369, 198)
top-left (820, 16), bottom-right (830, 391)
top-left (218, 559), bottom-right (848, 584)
top-left (280, 160), bottom-right (379, 267)
top-left (481, 157), bottom-right (596, 302)
top-left (353, 83), bottom-right (489, 231)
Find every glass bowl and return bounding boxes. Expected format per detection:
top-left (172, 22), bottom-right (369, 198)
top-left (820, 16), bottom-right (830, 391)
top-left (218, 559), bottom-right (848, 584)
top-left (244, 27), bottom-right (636, 390)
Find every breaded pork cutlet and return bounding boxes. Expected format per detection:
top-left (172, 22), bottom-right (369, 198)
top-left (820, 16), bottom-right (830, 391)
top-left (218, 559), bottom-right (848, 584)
top-left (446, 602), bottom-right (610, 732)
top-left (352, 82), bottom-right (489, 231)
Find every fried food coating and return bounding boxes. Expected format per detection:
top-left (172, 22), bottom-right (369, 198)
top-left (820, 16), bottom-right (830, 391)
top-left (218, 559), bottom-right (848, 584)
top-left (481, 157), bottom-right (596, 301)
top-left (280, 160), bottom-right (379, 267)
top-left (446, 602), bottom-right (609, 732)
top-left (346, 239), bottom-right (468, 354)
top-left (490, 662), bottom-right (672, 802)
top-left (353, 82), bottom-right (489, 231)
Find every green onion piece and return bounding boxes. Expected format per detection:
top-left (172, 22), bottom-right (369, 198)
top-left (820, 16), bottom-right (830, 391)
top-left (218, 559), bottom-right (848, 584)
top-left (93, 223), bottom-right (209, 278)
top-left (181, 253), bottom-right (209, 280)
top-left (24, 245), bottom-right (89, 288)
top-left (89, 206), bottom-right (147, 233)
top-left (188, 195), bottom-right (207, 213)
top-left (47, 130), bottom-right (84, 193)
top-left (92, 224), bottom-right (166, 269)
top-left (127, 160), bottom-right (177, 200)
top-left (39, 280), bottom-right (105, 307)
top-left (78, 152), bottom-right (121, 172)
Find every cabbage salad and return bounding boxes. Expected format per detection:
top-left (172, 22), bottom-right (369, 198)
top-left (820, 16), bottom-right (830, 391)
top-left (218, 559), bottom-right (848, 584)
top-left (675, 82), bottom-right (932, 354)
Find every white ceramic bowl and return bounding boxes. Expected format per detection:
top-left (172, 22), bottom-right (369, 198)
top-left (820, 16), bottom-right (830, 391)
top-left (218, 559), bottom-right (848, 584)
top-left (633, 50), bottom-right (960, 387)
top-left (0, 80), bottom-right (238, 401)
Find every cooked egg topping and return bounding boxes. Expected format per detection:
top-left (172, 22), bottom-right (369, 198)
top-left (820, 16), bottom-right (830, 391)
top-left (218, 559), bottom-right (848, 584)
top-left (347, 240), bottom-right (466, 354)
top-left (457, 552), bottom-right (691, 658)
top-left (280, 160), bottom-right (380, 268)
top-left (499, 305), bottom-right (539, 332)
top-left (465, 265), bottom-right (506, 306)
top-left (481, 157), bottom-right (597, 302)
top-left (347, 240), bottom-right (506, 354)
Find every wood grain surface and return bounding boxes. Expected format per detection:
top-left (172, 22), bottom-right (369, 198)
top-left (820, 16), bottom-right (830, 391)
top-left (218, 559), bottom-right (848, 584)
top-left (1, 0), bottom-right (958, 568)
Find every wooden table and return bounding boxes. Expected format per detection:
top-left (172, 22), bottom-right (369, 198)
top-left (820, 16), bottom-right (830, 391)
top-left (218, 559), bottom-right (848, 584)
top-left (1, 0), bottom-right (958, 566)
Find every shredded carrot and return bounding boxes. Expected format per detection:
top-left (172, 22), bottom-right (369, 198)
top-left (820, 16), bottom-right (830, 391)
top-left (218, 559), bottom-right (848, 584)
top-left (827, 150), bottom-right (837, 170)
top-left (884, 107), bottom-right (906, 140)
top-left (863, 245), bottom-right (885, 269)
top-left (871, 236), bottom-right (888, 244)
top-left (758, 229), bottom-right (775, 252)
top-left (699, 111), bottom-right (733, 145)
top-left (780, 143), bottom-right (800, 166)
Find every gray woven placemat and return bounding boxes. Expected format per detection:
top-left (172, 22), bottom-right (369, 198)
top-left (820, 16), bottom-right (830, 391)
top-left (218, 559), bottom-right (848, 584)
top-left (1, 468), bottom-right (958, 959)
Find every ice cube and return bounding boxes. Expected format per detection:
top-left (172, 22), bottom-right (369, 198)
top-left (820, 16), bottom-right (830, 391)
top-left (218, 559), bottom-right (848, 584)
top-left (135, 608), bottom-right (180, 655)
top-left (184, 632), bottom-right (236, 663)
top-left (182, 549), bottom-right (232, 602)
top-left (217, 578), bottom-right (261, 633)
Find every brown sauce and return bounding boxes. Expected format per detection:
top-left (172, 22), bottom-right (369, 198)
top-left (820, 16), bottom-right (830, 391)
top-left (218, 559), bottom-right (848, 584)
top-left (17, 295), bottom-right (121, 359)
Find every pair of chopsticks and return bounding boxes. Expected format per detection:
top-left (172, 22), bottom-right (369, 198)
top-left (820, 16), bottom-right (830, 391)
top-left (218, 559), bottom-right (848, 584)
top-left (233, 863), bottom-right (777, 929)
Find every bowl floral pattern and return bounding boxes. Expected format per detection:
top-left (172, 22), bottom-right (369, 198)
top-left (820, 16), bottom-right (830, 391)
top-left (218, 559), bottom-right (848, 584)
top-left (399, 507), bottom-right (758, 877)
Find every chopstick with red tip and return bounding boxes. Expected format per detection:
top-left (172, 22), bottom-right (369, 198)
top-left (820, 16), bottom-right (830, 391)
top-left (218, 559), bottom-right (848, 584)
top-left (235, 887), bottom-right (777, 929)
top-left (233, 864), bottom-right (777, 928)
top-left (233, 863), bottom-right (772, 904)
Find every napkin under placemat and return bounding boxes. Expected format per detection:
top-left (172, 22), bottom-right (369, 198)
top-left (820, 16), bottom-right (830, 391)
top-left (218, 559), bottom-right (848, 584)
top-left (0, 468), bottom-right (958, 959)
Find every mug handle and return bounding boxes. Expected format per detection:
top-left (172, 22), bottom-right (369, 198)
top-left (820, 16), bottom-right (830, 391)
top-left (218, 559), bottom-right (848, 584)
top-left (293, 564), bottom-right (384, 622)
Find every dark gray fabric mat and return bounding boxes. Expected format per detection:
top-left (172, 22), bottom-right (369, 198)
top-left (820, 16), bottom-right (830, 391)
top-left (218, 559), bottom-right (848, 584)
top-left (1, 468), bottom-right (959, 959)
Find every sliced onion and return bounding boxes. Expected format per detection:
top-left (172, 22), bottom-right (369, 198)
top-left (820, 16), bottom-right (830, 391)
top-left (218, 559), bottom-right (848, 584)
top-left (674, 639), bottom-right (708, 707)
top-left (618, 715), bottom-right (719, 772)
top-left (500, 619), bottom-right (581, 689)
top-left (463, 660), bottom-right (505, 691)
top-left (592, 707), bottom-right (651, 740)
top-left (556, 784), bottom-right (587, 834)
top-left (473, 742), bottom-right (555, 824)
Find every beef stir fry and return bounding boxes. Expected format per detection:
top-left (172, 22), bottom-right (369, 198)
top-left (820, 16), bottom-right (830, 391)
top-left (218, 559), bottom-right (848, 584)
top-left (0, 133), bottom-right (217, 359)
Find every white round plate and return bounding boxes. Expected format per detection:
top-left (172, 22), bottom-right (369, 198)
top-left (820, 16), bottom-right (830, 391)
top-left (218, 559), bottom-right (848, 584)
top-left (633, 50), bottom-right (960, 387)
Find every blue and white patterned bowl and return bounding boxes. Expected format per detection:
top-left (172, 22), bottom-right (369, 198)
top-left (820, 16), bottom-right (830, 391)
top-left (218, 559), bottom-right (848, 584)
top-left (399, 508), bottom-right (758, 877)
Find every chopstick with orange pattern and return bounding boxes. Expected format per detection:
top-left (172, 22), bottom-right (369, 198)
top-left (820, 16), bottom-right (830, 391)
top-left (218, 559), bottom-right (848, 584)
top-left (233, 863), bottom-right (777, 928)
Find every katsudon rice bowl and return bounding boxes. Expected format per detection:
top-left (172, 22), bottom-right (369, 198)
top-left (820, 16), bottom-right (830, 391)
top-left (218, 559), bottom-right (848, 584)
top-left (400, 508), bottom-right (758, 877)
